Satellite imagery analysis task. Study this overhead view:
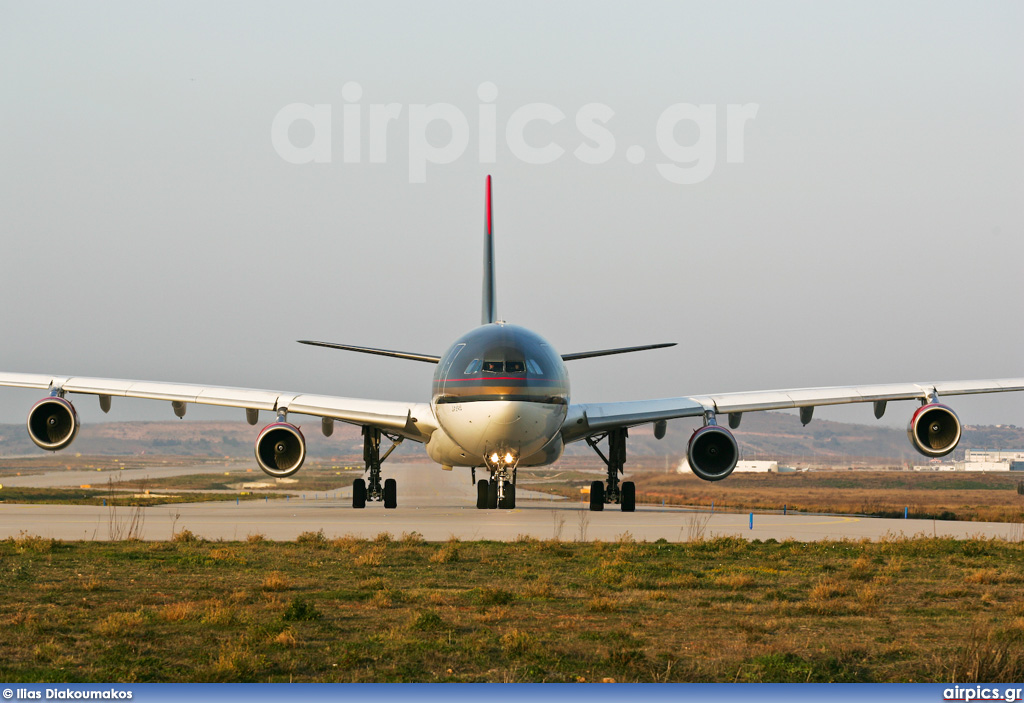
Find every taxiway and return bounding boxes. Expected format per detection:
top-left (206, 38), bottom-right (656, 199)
top-left (0, 463), bottom-right (1018, 542)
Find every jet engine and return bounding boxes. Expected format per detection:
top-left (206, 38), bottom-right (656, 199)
top-left (520, 434), bottom-right (564, 467)
top-left (907, 403), bottom-right (961, 458)
top-left (27, 397), bottom-right (80, 451)
top-left (686, 425), bottom-right (739, 481)
top-left (255, 422), bottom-right (306, 477)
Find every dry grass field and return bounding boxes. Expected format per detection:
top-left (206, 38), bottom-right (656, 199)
top-left (525, 469), bottom-right (1024, 523)
top-left (6, 455), bottom-right (1021, 522)
top-left (1, 531), bottom-right (1023, 682)
top-left (0, 486), bottom-right (284, 507)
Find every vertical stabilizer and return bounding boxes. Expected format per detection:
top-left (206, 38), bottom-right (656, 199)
top-left (482, 175), bottom-right (497, 324)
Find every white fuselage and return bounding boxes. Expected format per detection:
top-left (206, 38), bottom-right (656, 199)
top-left (431, 399), bottom-right (567, 465)
top-left (426, 323), bottom-right (571, 468)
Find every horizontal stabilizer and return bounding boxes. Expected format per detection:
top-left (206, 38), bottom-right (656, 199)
top-left (298, 340), bottom-right (440, 364)
top-left (561, 343), bottom-right (677, 362)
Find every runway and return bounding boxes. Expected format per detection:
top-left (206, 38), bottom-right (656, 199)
top-left (0, 463), bottom-right (1019, 542)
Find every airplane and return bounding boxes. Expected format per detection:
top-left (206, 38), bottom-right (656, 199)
top-left (2, 176), bottom-right (1023, 512)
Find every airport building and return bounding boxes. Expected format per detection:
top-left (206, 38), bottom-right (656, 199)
top-left (959, 461), bottom-right (1014, 472)
top-left (677, 459), bottom-right (791, 474)
top-left (964, 450), bottom-right (1024, 463)
top-left (912, 450), bottom-right (1024, 472)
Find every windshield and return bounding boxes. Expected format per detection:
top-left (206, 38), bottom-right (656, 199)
top-left (434, 324), bottom-right (569, 404)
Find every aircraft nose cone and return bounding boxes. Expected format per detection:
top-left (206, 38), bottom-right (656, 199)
top-left (489, 405), bottom-right (521, 425)
top-left (434, 400), bottom-right (566, 460)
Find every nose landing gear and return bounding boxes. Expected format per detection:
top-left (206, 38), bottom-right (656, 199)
top-left (352, 427), bottom-right (402, 509)
top-left (476, 450), bottom-right (518, 509)
top-left (585, 427), bottom-right (636, 512)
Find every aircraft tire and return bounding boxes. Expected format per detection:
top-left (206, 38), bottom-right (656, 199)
top-left (621, 481), bottom-right (635, 512)
top-left (476, 479), bottom-right (489, 509)
top-left (589, 481), bottom-right (605, 511)
top-left (487, 479), bottom-right (498, 509)
top-left (498, 483), bottom-right (516, 509)
top-left (383, 478), bottom-right (397, 509)
top-left (352, 478), bottom-right (367, 509)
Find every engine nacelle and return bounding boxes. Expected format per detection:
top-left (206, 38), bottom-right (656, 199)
top-left (255, 422), bottom-right (306, 477)
top-left (908, 403), bottom-right (961, 458)
top-left (520, 434), bottom-right (564, 467)
top-left (27, 397), bottom-right (80, 451)
top-left (686, 425), bottom-right (739, 481)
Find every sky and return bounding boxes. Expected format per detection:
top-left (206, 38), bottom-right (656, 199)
top-left (0, 1), bottom-right (1022, 432)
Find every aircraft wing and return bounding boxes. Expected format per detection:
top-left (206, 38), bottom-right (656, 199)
top-left (0, 372), bottom-right (436, 443)
top-left (561, 378), bottom-right (1024, 443)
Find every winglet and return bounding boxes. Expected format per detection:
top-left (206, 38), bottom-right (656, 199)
top-left (482, 175), bottom-right (497, 325)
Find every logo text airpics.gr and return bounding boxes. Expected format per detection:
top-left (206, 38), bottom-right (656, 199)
top-left (271, 82), bottom-right (758, 184)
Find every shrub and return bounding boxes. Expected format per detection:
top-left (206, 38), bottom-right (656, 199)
top-left (14, 533), bottom-right (57, 553)
top-left (296, 530), bottom-right (327, 547)
top-left (355, 546), bottom-right (385, 567)
top-left (261, 572), bottom-right (289, 592)
top-left (410, 610), bottom-right (445, 631)
top-left (430, 544), bottom-right (460, 564)
top-left (716, 573), bottom-right (755, 590)
top-left (587, 597), bottom-right (620, 613)
top-left (159, 602), bottom-right (196, 622)
top-left (282, 596), bottom-right (321, 621)
top-left (172, 529), bottom-right (201, 544)
top-left (965, 568), bottom-right (1000, 585)
top-left (273, 628), bottom-right (298, 648)
top-left (95, 610), bottom-right (144, 637)
top-left (810, 577), bottom-right (848, 600)
top-left (478, 587), bottom-right (516, 606)
top-left (946, 625), bottom-right (1024, 682)
top-left (501, 628), bottom-right (534, 656)
top-left (201, 600), bottom-right (236, 626)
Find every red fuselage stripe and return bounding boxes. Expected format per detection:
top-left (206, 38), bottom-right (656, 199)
top-left (438, 376), bottom-right (548, 383)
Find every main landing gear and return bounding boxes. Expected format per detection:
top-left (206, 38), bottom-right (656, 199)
top-left (585, 427), bottom-right (635, 512)
top-left (476, 452), bottom-right (517, 510)
top-left (352, 427), bottom-right (403, 509)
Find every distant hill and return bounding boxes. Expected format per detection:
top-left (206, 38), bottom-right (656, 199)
top-left (0, 420), bottom-right (417, 460)
top-left (1, 413), bottom-right (1022, 465)
top-left (609, 412), bottom-right (1024, 466)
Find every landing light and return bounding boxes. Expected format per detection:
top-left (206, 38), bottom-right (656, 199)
top-left (504, 452), bottom-right (515, 464)
top-left (490, 452), bottom-right (500, 463)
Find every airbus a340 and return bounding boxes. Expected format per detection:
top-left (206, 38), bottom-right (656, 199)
top-left (2, 177), bottom-right (1022, 511)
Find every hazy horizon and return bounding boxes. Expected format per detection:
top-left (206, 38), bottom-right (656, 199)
top-left (1, 1), bottom-right (1021, 433)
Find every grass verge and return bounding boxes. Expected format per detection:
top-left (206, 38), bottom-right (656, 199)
top-left (0, 487), bottom-right (286, 506)
top-left (524, 469), bottom-right (1024, 523)
top-left (1, 533), bottom-right (1023, 682)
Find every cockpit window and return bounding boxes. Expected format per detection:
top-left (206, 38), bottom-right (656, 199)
top-left (467, 358), bottom-right (529, 374)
